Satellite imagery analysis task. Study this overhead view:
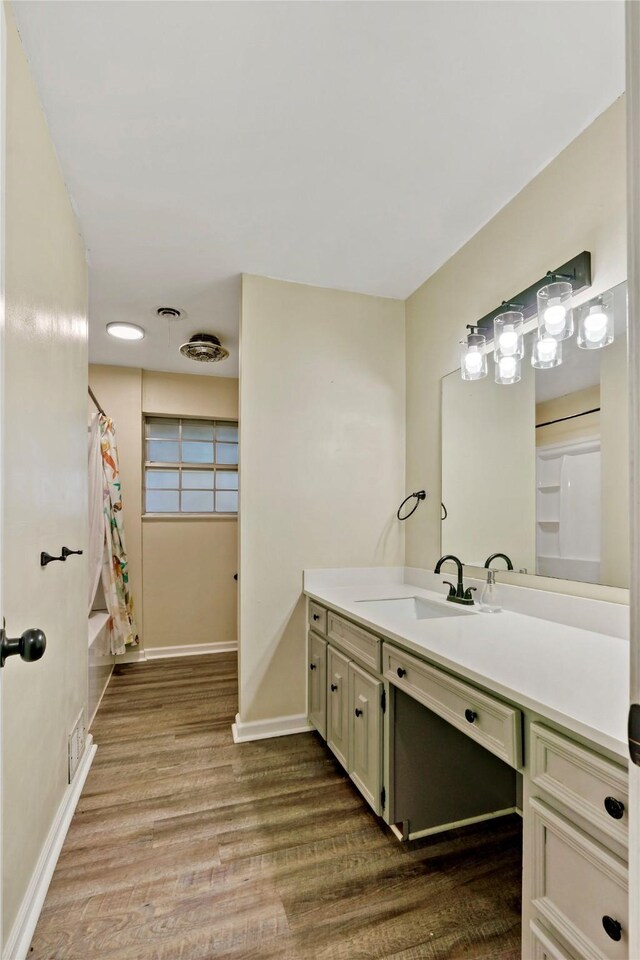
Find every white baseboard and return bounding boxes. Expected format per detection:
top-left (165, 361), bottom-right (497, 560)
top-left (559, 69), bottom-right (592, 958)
top-left (232, 712), bottom-right (312, 743)
top-left (3, 737), bottom-right (97, 960)
top-left (116, 645), bottom-right (147, 663)
top-left (145, 642), bottom-right (237, 660)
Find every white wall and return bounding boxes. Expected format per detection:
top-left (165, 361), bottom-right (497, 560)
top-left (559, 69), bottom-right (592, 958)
top-left (239, 275), bottom-right (405, 724)
top-left (406, 97), bottom-right (628, 603)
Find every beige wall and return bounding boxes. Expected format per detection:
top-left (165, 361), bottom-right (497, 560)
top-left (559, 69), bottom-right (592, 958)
top-left (535, 385), bottom-right (601, 448)
top-left (405, 97), bottom-right (628, 603)
top-left (88, 365), bottom-right (239, 652)
top-left (3, 4), bottom-right (88, 943)
top-left (239, 275), bottom-right (405, 724)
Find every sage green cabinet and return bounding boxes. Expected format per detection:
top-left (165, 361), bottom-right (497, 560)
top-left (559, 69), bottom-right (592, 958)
top-left (327, 645), bottom-right (350, 769)
top-left (308, 631), bottom-right (327, 738)
top-left (349, 661), bottom-right (383, 815)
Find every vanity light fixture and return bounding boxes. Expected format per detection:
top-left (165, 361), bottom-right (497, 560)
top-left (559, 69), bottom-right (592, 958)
top-left (460, 325), bottom-right (487, 381)
top-left (577, 291), bottom-right (614, 350)
top-left (495, 353), bottom-right (521, 385)
top-left (493, 310), bottom-right (524, 361)
top-left (531, 335), bottom-right (562, 369)
top-left (106, 322), bottom-right (145, 341)
top-left (537, 280), bottom-right (574, 341)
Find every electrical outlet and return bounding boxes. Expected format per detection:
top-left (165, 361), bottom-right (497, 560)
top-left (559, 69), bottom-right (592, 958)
top-left (68, 711), bottom-right (86, 783)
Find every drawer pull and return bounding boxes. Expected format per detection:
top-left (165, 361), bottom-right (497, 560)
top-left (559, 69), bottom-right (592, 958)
top-left (397, 667), bottom-right (407, 678)
top-left (330, 683), bottom-right (338, 692)
top-left (602, 916), bottom-right (622, 942)
top-left (354, 708), bottom-right (363, 718)
top-left (604, 796), bottom-right (625, 820)
top-left (309, 663), bottom-right (317, 671)
top-left (313, 613), bottom-right (320, 621)
top-left (464, 708), bottom-right (477, 724)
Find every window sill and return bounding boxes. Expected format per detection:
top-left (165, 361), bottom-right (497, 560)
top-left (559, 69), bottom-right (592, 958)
top-left (142, 513), bottom-right (238, 522)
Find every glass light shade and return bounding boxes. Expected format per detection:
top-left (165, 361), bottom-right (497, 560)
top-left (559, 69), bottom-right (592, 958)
top-left (495, 353), bottom-right (521, 385)
top-left (460, 332), bottom-right (487, 381)
top-left (493, 311), bottom-right (524, 360)
top-left (531, 335), bottom-right (562, 369)
top-left (577, 293), bottom-right (614, 350)
top-left (537, 281), bottom-right (573, 341)
top-left (106, 322), bottom-right (145, 341)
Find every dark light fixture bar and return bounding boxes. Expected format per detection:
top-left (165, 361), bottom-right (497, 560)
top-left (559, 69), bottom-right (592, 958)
top-left (475, 250), bottom-right (592, 340)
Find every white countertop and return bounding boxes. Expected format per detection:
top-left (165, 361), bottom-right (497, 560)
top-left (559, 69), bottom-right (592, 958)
top-left (303, 567), bottom-right (630, 761)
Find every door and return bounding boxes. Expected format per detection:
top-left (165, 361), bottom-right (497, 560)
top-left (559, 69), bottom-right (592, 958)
top-left (627, 3), bottom-right (640, 956)
top-left (1, 6), bottom-right (89, 955)
top-left (307, 632), bottom-right (327, 738)
top-left (349, 662), bottom-right (382, 815)
top-left (327, 645), bottom-right (349, 769)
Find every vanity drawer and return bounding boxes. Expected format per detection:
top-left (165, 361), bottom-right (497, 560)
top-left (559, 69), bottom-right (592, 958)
top-left (308, 601), bottom-right (327, 635)
top-left (383, 643), bottom-right (522, 768)
top-left (530, 797), bottom-right (628, 960)
top-left (327, 612), bottom-right (381, 673)
top-left (531, 723), bottom-right (628, 847)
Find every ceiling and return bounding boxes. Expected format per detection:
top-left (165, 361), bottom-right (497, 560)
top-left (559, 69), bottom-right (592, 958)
top-left (12, 1), bottom-right (625, 378)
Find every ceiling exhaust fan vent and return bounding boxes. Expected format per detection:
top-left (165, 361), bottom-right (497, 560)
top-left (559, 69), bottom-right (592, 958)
top-left (179, 333), bottom-right (229, 363)
top-left (156, 306), bottom-right (183, 319)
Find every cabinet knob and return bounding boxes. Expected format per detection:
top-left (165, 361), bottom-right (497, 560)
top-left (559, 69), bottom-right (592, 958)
top-left (354, 708), bottom-right (363, 717)
top-left (464, 708), bottom-right (477, 723)
top-left (602, 916), bottom-right (622, 942)
top-left (604, 796), bottom-right (625, 820)
top-left (309, 663), bottom-right (316, 671)
top-left (330, 683), bottom-right (338, 692)
top-left (313, 614), bottom-right (320, 621)
top-left (396, 667), bottom-right (406, 678)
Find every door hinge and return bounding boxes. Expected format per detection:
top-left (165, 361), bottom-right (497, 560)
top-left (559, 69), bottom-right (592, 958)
top-left (629, 703), bottom-right (640, 766)
top-left (380, 786), bottom-right (386, 809)
top-left (381, 688), bottom-right (386, 713)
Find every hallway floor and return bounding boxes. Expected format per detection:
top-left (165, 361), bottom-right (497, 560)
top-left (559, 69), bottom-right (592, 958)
top-left (30, 654), bottom-right (522, 960)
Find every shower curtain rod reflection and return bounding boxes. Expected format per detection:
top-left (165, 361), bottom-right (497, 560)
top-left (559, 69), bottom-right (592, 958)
top-left (88, 386), bottom-right (105, 416)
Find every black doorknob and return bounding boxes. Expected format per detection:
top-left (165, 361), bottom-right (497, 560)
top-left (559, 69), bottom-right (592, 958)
top-left (602, 916), bottom-right (622, 942)
top-left (604, 796), bottom-right (625, 820)
top-left (1, 627), bottom-right (46, 668)
top-left (465, 709), bottom-right (477, 723)
top-left (313, 614), bottom-right (320, 621)
top-left (354, 708), bottom-right (363, 717)
top-left (397, 667), bottom-right (406, 678)
top-left (309, 663), bottom-right (317, 671)
top-left (330, 683), bottom-right (338, 691)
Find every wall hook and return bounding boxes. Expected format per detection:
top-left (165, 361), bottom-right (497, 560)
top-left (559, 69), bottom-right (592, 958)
top-left (41, 551), bottom-right (66, 567)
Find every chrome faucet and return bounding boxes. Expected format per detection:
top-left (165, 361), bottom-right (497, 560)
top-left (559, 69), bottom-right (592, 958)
top-left (484, 552), bottom-right (514, 571)
top-left (434, 554), bottom-right (476, 605)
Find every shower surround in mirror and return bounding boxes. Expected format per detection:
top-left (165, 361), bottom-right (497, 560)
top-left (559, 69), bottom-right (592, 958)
top-left (441, 281), bottom-right (628, 588)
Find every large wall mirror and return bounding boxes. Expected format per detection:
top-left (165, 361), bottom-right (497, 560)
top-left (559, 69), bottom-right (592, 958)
top-left (441, 280), bottom-right (628, 589)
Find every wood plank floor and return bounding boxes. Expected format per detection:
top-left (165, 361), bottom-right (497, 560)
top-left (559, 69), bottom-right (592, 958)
top-left (30, 654), bottom-right (522, 960)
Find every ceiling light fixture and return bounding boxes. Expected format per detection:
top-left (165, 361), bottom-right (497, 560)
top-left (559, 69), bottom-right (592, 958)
top-left (106, 322), bottom-right (145, 341)
top-left (531, 335), bottom-right (562, 369)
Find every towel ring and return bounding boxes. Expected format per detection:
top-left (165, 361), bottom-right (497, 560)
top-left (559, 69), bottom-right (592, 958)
top-left (397, 490), bottom-right (427, 521)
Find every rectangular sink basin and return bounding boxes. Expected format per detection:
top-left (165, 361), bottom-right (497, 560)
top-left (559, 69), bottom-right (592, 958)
top-left (354, 596), bottom-right (471, 620)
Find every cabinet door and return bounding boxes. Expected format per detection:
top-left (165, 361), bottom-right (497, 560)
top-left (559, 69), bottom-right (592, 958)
top-left (349, 661), bottom-right (383, 815)
top-left (308, 632), bottom-right (327, 739)
top-left (327, 646), bottom-right (350, 769)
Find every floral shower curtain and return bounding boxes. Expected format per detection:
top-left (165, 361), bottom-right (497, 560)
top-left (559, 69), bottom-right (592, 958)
top-left (99, 414), bottom-right (139, 655)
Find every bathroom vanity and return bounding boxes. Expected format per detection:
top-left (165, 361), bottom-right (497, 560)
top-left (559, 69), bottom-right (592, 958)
top-left (304, 566), bottom-right (629, 960)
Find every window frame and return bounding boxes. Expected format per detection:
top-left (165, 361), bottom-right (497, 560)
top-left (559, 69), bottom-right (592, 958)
top-left (143, 415), bottom-right (238, 517)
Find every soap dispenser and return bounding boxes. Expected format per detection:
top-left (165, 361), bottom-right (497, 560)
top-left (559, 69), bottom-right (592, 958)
top-left (480, 569), bottom-right (502, 613)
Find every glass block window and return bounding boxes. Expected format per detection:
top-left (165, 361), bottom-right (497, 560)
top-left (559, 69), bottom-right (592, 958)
top-left (144, 417), bottom-right (238, 514)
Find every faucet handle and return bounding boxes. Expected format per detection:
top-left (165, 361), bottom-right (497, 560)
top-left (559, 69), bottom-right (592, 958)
top-left (463, 586), bottom-right (477, 602)
top-left (443, 581), bottom-right (457, 598)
